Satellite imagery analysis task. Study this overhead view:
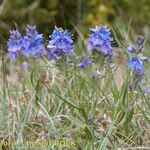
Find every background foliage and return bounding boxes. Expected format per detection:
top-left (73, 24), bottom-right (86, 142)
top-left (0, 0), bottom-right (150, 40)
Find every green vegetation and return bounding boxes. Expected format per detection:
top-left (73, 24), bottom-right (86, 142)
top-left (0, 0), bottom-right (150, 149)
top-left (0, 0), bottom-right (150, 39)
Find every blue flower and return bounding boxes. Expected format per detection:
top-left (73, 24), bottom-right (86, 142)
top-left (78, 57), bottom-right (91, 69)
top-left (7, 29), bottom-right (23, 61)
top-left (127, 45), bottom-right (136, 53)
top-left (22, 25), bottom-right (46, 58)
top-left (87, 26), bottom-right (113, 57)
top-left (47, 26), bottom-right (74, 60)
top-left (128, 56), bottom-right (144, 73)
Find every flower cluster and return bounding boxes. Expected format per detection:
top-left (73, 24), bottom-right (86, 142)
top-left (7, 29), bottom-right (22, 61)
top-left (128, 56), bottom-right (144, 73)
top-left (7, 25), bottom-right (46, 61)
top-left (47, 26), bottom-right (74, 60)
top-left (22, 25), bottom-right (46, 58)
top-left (7, 25), bottom-right (113, 69)
top-left (87, 26), bottom-right (113, 58)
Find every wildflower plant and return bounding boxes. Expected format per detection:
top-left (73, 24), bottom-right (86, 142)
top-left (4, 24), bottom-right (150, 149)
top-left (127, 35), bottom-right (148, 90)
